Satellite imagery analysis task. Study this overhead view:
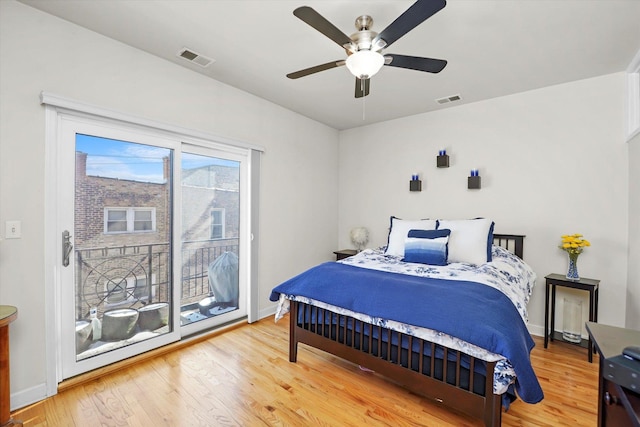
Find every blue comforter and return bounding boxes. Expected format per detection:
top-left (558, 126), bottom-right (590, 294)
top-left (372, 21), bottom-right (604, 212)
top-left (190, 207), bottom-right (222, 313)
top-left (270, 261), bottom-right (543, 404)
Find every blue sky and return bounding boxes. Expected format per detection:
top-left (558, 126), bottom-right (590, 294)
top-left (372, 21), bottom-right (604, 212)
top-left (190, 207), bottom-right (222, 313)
top-left (76, 134), bottom-right (238, 183)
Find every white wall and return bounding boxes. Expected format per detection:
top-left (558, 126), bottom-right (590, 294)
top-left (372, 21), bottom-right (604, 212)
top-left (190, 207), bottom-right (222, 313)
top-left (0, 1), bottom-right (338, 408)
top-left (627, 131), bottom-right (640, 329)
top-left (2, 0), bottom-right (635, 411)
top-left (338, 73), bottom-right (629, 337)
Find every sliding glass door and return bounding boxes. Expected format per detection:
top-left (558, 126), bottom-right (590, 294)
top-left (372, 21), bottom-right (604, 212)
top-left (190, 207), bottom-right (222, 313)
top-left (57, 117), bottom-right (249, 379)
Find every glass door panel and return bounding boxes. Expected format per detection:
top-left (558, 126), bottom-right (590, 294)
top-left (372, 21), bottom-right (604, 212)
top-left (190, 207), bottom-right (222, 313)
top-left (72, 134), bottom-right (173, 362)
top-left (180, 151), bottom-right (244, 332)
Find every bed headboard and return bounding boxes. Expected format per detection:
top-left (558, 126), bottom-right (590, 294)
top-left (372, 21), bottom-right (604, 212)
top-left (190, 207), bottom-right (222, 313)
top-left (493, 234), bottom-right (525, 259)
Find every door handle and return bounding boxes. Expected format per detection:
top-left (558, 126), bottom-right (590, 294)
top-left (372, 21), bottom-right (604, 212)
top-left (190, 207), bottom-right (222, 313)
top-left (62, 230), bottom-right (73, 267)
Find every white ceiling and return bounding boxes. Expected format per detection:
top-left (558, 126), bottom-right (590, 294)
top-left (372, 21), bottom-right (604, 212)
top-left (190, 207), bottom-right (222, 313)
top-left (19, 0), bottom-right (640, 130)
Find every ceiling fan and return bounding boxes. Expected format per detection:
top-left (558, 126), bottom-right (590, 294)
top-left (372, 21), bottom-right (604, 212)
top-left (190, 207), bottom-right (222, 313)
top-left (286, 0), bottom-right (448, 98)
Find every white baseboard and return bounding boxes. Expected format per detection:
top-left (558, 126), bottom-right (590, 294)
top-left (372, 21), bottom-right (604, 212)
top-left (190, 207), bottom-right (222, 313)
top-left (528, 323), bottom-right (544, 338)
top-left (12, 382), bottom-right (50, 412)
top-left (257, 305), bottom-right (277, 321)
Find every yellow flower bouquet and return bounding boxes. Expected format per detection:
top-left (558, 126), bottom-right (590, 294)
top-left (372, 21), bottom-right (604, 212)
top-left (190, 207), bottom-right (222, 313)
top-left (559, 234), bottom-right (590, 280)
top-left (560, 234), bottom-right (591, 255)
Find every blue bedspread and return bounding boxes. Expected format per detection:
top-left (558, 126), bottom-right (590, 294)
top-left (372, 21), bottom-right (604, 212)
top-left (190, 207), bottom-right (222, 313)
top-left (270, 261), bottom-right (543, 404)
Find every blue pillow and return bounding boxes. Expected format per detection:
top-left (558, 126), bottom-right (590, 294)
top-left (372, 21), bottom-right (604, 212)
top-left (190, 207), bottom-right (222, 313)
top-left (403, 229), bottom-right (451, 266)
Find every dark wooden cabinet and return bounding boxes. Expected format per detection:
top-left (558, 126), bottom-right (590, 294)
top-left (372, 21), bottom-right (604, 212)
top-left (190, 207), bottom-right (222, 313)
top-left (604, 379), bottom-right (640, 427)
top-left (586, 322), bottom-right (640, 426)
top-left (1, 306), bottom-right (19, 427)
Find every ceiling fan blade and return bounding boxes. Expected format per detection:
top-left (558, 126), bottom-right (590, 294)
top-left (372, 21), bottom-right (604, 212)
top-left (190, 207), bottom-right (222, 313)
top-left (293, 6), bottom-right (353, 49)
top-left (373, 0), bottom-right (446, 49)
top-left (385, 54), bottom-right (447, 73)
top-left (355, 78), bottom-right (370, 98)
top-left (287, 60), bottom-right (345, 79)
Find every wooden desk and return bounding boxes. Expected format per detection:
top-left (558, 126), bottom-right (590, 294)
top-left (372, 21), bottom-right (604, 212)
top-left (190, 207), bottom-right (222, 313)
top-left (0, 305), bottom-right (20, 427)
top-left (586, 322), bottom-right (640, 427)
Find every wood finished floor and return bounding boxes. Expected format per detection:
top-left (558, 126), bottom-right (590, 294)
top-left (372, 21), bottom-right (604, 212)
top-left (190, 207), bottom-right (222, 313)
top-left (13, 315), bottom-right (599, 426)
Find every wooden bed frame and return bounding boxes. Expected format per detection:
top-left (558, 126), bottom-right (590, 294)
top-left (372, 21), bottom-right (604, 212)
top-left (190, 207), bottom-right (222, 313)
top-left (288, 234), bottom-right (525, 427)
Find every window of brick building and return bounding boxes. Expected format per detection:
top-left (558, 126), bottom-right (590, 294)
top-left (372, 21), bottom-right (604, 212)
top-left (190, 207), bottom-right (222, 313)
top-left (210, 209), bottom-right (225, 239)
top-left (105, 207), bottom-right (156, 233)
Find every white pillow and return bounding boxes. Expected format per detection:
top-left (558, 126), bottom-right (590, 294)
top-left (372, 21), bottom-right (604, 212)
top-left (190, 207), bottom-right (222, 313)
top-left (437, 218), bottom-right (494, 265)
top-left (385, 217), bottom-right (438, 257)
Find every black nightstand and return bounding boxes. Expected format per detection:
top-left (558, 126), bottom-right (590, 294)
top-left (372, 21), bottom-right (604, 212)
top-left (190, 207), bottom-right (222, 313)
top-left (333, 249), bottom-right (357, 261)
top-left (544, 273), bottom-right (600, 362)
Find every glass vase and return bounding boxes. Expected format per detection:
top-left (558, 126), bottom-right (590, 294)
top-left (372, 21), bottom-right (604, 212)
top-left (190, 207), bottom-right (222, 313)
top-left (566, 252), bottom-right (580, 281)
top-left (562, 297), bottom-right (582, 343)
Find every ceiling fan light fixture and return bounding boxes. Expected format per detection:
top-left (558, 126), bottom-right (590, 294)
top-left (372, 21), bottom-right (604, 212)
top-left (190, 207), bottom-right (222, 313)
top-left (346, 50), bottom-right (384, 79)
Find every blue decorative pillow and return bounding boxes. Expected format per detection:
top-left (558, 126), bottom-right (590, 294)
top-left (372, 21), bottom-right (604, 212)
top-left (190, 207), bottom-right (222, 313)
top-left (403, 229), bottom-right (451, 266)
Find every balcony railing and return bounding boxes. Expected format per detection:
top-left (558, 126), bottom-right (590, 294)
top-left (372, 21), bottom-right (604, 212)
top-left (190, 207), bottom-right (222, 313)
top-left (75, 239), bottom-right (239, 320)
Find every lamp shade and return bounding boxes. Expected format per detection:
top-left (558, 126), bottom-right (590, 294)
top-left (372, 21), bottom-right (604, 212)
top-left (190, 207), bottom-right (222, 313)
top-left (346, 50), bottom-right (384, 79)
top-left (350, 227), bottom-right (369, 251)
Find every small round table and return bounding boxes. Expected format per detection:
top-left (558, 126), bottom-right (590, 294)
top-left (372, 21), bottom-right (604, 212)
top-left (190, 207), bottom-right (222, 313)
top-left (0, 305), bottom-right (21, 427)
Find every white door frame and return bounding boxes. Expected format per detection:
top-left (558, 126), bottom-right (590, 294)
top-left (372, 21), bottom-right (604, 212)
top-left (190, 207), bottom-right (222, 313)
top-left (42, 92), bottom-right (262, 396)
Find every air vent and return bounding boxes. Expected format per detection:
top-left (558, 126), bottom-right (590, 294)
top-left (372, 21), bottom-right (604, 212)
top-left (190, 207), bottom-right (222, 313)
top-left (177, 48), bottom-right (215, 68)
top-left (436, 94), bottom-right (462, 104)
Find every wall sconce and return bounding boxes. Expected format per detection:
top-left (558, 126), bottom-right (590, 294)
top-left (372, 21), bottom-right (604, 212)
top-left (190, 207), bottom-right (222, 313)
top-left (410, 174), bottom-right (422, 191)
top-left (437, 149), bottom-right (449, 168)
top-left (468, 169), bottom-right (481, 189)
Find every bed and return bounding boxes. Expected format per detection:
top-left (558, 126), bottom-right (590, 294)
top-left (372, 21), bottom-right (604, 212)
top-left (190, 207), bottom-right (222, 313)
top-left (270, 218), bottom-right (543, 426)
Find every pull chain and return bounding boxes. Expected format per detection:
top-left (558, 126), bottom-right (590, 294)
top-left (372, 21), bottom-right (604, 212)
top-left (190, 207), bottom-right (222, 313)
top-left (362, 78), bottom-right (366, 120)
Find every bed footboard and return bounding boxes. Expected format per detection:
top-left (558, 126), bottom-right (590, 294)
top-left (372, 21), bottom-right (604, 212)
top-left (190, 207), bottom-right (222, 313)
top-left (289, 300), bottom-right (502, 427)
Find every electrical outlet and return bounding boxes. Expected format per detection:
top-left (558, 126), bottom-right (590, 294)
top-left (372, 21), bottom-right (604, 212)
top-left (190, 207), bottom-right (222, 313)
top-left (5, 220), bottom-right (21, 239)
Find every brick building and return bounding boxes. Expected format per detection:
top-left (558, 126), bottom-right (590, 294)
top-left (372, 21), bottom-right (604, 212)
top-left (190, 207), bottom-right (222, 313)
top-left (74, 151), bottom-right (240, 318)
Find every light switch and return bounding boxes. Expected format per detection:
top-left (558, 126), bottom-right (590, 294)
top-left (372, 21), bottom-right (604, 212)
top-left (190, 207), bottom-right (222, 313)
top-left (5, 220), bottom-right (21, 239)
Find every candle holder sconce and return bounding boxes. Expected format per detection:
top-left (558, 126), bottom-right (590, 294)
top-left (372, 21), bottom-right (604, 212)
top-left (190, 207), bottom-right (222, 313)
top-left (437, 150), bottom-right (449, 168)
top-left (410, 174), bottom-right (422, 192)
top-left (468, 169), bottom-right (481, 189)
